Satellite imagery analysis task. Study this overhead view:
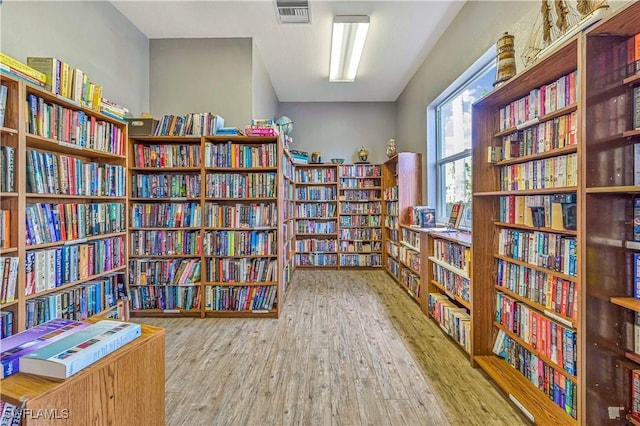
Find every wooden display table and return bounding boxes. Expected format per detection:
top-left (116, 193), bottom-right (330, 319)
top-left (0, 322), bottom-right (165, 425)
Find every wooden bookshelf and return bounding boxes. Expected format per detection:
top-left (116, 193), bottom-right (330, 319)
top-left (293, 164), bottom-right (339, 268)
top-left (0, 73), bottom-right (129, 337)
top-left (382, 153), bottom-right (422, 287)
top-left (338, 164), bottom-right (383, 268)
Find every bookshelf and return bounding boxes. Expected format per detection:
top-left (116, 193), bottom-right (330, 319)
top-left (396, 224), bottom-right (424, 303)
top-left (0, 73), bottom-right (129, 337)
top-left (338, 164), bottom-right (383, 268)
top-left (127, 135), bottom-right (287, 318)
top-left (425, 230), bottom-right (472, 357)
top-left (382, 153), bottom-right (422, 289)
top-left (294, 164), bottom-right (339, 268)
top-left (281, 149), bottom-right (296, 292)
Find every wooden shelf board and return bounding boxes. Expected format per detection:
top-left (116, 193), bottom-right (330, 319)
top-left (204, 282), bottom-right (278, 286)
top-left (26, 231), bottom-right (127, 251)
top-left (129, 254), bottom-right (202, 258)
top-left (494, 254), bottom-right (579, 283)
top-left (339, 225), bottom-right (382, 229)
top-left (474, 187), bottom-right (578, 196)
top-left (205, 167), bottom-right (278, 172)
top-left (130, 309), bottom-right (202, 317)
top-left (131, 136), bottom-right (202, 143)
top-left (295, 163), bottom-right (338, 168)
top-left (474, 355), bottom-right (577, 425)
top-left (203, 135), bottom-right (277, 142)
top-left (25, 265), bottom-right (127, 300)
top-left (295, 199), bottom-right (337, 203)
top-left (429, 230), bottom-right (473, 246)
top-left (623, 73), bottom-right (640, 86)
top-left (130, 166), bottom-right (201, 172)
top-left (203, 309), bottom-right (278, 318)
top-left (205, 197), bottom-right (277, 201)
top-left (428, 256), bottom-right (470, 279)
top-left (586, 185), bottom-right (640, 194)
top-left (0, 192), bottom-right (18, 198)
top-left (339, 213), bottom-right (381, 216)
top-left (0, 247), bottom-right (18, 255)
top-left (494, 221), bottom-right (577, 236)
top-left (295, 251), bottom-right (339, 254)
top-left (295, 182), bottom-right (338, 185)
top-left (130, 227), bottom-right (202, 231)
top-left (495, 145), bottom-right (577, 167)
top-left (430, 280), bottom-right (471, 310)
top-left (129, 197), bottom-right (201, 202)
top-left (339, 186), bottom-right (382, 190)
top-left (338, 175), bottom-right (382, 179)
top-left (495, 285), bottom-right (577, 329)
top-left (623, 129), bottom-right (640, 139)
top-left (26, 133), bottom-right (126, 159)
top-left (626, 351), bottom-right (640, 365)
top-left (129, 283), bottom-right (201, 287)
top-left (203, 226), bottom-right (277, 231)
top-left (26, 194), bottom-right (127, 200)
top-left (399, 240), bottom-right (420, 252)
top-left (493, 104), bottom-right (578, 138)
top-left (0, 126), bottom-right (18, 135)
top-left (610, 297), bottom-right (640, 312)
top-left (204, 254), bottom-right (277, 258)
top-left (0, 299), bottom-right (19, 309)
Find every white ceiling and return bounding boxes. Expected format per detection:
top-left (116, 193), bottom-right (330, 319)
top-left (111, 1), bottom-right (466, 102)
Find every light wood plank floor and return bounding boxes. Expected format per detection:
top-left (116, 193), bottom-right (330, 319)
top-left (135, 270), bottom-right (528, 426)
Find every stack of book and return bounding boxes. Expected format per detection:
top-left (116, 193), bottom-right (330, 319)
top-left (0, 53), bottom-right (46, 88)
top-left (1, 318), bottom-right (141, 380)
top-left (289, 150), bottom-right (309, 164)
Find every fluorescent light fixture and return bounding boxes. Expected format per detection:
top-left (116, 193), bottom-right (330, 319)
top-left (329, 15), bottom-right (370, 82)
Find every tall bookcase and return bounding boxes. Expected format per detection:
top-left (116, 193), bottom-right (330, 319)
top-left (293, 164), bottom-right (339, 268)
top-left (127, 135), bottom-right (288, 318)
top-left (382, 153), bottom-right (422, 289)
top-left (281, 149), bottom-right (296, 292)
top-left (338, 164), bottom-right (383, 268)
top-left (0, 73), bottom-right (128, 336)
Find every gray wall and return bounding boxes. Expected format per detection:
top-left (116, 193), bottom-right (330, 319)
top-left (252, 40), bottom-right (279, 122)
top-left (278, 102), bottom-right (396, 164)
top-left (150, 38), bottom-right (253, 127)
top-left (0, 0), bottom-right (149, 116)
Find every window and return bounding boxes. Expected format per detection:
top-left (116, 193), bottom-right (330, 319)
top-left (430, 49), bottom-right (496, 228)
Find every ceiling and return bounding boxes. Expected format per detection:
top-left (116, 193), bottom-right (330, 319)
top-left (111, 1), bottom-right (466, 102)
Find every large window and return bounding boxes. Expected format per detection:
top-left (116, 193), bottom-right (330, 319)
top-left (432, 51), bottom-right (496, 228)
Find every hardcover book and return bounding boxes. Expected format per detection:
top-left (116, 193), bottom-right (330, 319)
top-left (447, 201), bottom-right (464, 229)
top-left (0, 318), bottom-right (89, 378)
top-left (19, 320), bottom-right (141, 379)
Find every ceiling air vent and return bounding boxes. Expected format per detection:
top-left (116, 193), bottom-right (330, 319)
top-left (275, 0), bottom-right (310, 24)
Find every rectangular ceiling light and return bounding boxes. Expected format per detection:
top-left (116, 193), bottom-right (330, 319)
top-left (329, 15), bottom-right (370, 82)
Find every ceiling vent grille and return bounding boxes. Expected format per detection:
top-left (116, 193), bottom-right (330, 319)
top-left (275, 0), bottom-right (310, 24)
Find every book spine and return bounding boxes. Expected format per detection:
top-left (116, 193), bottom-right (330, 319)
top-left (0, 53), bottom-right (47, 83)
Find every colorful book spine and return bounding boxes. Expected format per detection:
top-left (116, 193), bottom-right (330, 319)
top-left (0, 52), bottom-right (47, 83)
top-left (19, 320), bottom-right (141, 379)
top-left (0, 318), bottom-right (89, 378)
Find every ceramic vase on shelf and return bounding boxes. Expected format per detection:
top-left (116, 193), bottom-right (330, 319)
top-left (358, 147), bottom-right (369, 163)
top-left (386, 139), bottom-right (397, 158)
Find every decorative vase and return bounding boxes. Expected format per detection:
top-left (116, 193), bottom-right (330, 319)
top-left (494, 32), bottom-right (516, 87)
top-left (358, 147), bottom-right (369, 163)
top-left (386, 139), bottom-right (397, 158)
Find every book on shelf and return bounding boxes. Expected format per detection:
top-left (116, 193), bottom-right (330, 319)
top-left (0, 257), bottom-right (19, 304)
top-left (447, 201), bottom-right (464, 229)
top-left (635, 312), bottom-right (640, 355)
top-left (19, 320), bottom-right (141, 379)
top-left (0, 84), bottom-right (7, 128)
top-left (410, 205), bottom-right (435, 228)
top-left (1, 318), bottom-right (90, 378)
top-left (634, 369), bottom-right (640, 421)
top-left (26, 56), bottom-right (61, 94)
top-left (635, 87), bottom-right (640, 131)
top-left (0, 52), bottom-right (47, 84)
top-left (635, 198), bottom-right (640, 242)
top-left (634, 252), bottom-right (640, 299)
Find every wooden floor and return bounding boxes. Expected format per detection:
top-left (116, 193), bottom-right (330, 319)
top-left (135, 270), bottom-right (528, 426)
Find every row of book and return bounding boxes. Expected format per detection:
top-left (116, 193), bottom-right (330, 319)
top-left (296, 186), bottom-right (336, 201)
top-left (497, 258), bottom-right (578, 321)
top-left (339, 228), bottom-right (382, 240)
top-left (498, 70), bottom-right (577, 131)
top-left (387, 258), bottom-right (400, 279)
top-left (340, 201), bottom-right (382, 214)
top-left (204, 202), bottom-right (277, 229)
top-left (340, 189), bottom-right (380, 201)
top-left (26, 94), bottom-right (126, 154)
top-left (129, 285), bottom-right (200, 311)
top-left (383, 186), bottom-right (399, 201)
top-left (0, 145), bottom-right (14, 193)
top-left (295, 167), bottom-right (337, 183)
top-left (497, 229), bottom-right (577, 276)
top-left (0, 257), bottom-right (19, 304)
top-left (26, 274), bottom-right (125, 328)
top-left (497, 112), bottom-right (577, 161)
top-left (400, 268), bottom-right (421, 296)
top-left (433, 239), bottom-right (471, 273)
top-left (205, 172), bottom-right (277, 198)
top-left (129, 258), bottom-right (202, 286)
top-left (496, 292), bottom-right (577, 375)
top-left (0, 311), bottom-right (13, 338)
top-left (0, 210), bottom-right (10, 248)
top-left (387, 201), bottom-right (399, 216)
top-left (133, 143), bottom-right (201, 168)
top-left (203, 230), bottom-right (277, 256)
top-left (130, 202), bottom-right (202, 228)
top-left (203, 285), bottom-right (277, 312)
top-left (26, 202), bottom-right (125, 246)
top-left (499, 193), bottom-right (577, 230)
top-left (432, 264), bottom-right (471, 303)
top-left (339, 178), bottom-right (380, 189)
top-left (338, 164), bottom-right (381, 178)
top-left (27, 150), bottom-right (126, 196)
top-left (593, 32), bottom-right (639, 86)
top-left (500, 153), bottom-right (578, 191)
top-left (296, 220), bottom-right (337, 234)
top-left (295, 253), bottom-right (337, 266)
top-left (206, 258), bottom-right (277, 283)
top-left (295, 203), bottom-right (336, 218)
top-left (296, 238), bottom-right (338, 253)
top-left (204, 141), bottom-right (277, 168)
top-left (386, 240), bottom-right (399, 258)
top-left (341, 241), bottom-right (381, 253)
top-left (385, 215), bottom-right (399, 230)
top-left (428, 293), bottom-right (471, 354)
top-left (401, 228), bottom-right (421, 250)
top-left (130, 230), bottom-right (201, 256)
top-left (339, 215), bottom-right (381, 227)
top-left (1, 318), bottom-right (140, 380)
top-left (493, 330), bottom-right (577, 418)
top-left (153, 113), bottom-right (224, 137)
top-left (289, 150), bottom-right (309, 165)
top-left (131, 173), bottom-right (201, 198)
top-left (25, 236), bottom-right (126, 296)
top-left (340, 253), bottom-right (382, 267)
top-left (399, 246), bottom-right (420, 271)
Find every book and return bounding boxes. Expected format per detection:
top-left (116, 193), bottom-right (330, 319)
top-left (0, 52), bottom-right (47, 83)
top-left (447, 201), bottom-right (464, 229)
top-left (26, 57), bottom-right (61, 94)
top-left (0, 84), bottom-right (7, 128)
top-left (633, 369), bottom-right (640, 420)
top-left (635, 253), bottom-right (640, 299)
top-left (19, 320), bottom-right (141, 379)
top-left (1, 318), bottom-right (89, 378)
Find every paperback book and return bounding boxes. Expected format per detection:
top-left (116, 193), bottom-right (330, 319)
top-left (19, 320), bottom-right (141, 379)
top-left (1, 318), bottom-right (89, 378)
